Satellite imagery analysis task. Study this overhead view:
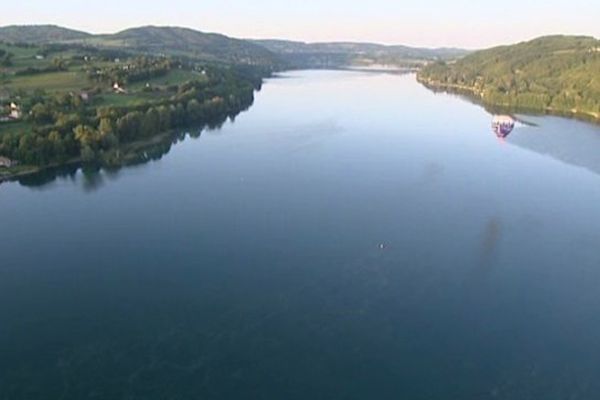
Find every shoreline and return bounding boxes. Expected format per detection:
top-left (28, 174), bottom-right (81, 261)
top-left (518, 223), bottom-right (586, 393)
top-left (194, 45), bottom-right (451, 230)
top-left (416, 76), bottom-right (600, 124)
top-left (4, 71), bottom-right (600, 185)
top-left (0, 131), bottom-right (174, 184)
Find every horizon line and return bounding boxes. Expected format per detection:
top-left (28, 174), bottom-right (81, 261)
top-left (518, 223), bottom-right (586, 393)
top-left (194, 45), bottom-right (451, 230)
top-left (1, 22), bottom-right (599, 51)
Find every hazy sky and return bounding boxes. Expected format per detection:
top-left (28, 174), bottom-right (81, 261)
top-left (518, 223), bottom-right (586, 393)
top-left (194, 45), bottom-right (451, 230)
top-left (2, 0), bottom-right (599, 48)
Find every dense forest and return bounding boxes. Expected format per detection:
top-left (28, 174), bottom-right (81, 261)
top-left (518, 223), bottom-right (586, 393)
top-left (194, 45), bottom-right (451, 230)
top-left (417, 36), bottom-right (600, 120)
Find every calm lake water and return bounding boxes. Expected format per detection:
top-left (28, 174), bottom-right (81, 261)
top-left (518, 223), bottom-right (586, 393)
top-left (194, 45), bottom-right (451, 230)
top-left (2, 70), bottom-right (600, 399)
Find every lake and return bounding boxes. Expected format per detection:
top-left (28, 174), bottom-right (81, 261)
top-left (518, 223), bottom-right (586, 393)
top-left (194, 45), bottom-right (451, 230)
top-left (1, 70), bottom-right (600, 399)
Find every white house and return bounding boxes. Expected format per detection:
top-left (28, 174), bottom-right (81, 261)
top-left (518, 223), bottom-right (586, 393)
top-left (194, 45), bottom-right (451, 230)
top-left (9, 103), bottom-right (22, 120)
top-left (113, 83), bottom-right (127, 94)
top-left (0, 156), bottom-right (14, 168)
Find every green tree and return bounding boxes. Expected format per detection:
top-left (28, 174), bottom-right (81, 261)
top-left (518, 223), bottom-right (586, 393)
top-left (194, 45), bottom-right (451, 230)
top-left (30, 103), bottom-right (53, 124)
top-left (74, 125), bottom-right (100, 149)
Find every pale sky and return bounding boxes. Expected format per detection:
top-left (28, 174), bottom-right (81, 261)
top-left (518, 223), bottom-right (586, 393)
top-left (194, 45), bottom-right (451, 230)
top-left (2, 0), bottom-right (599, 49)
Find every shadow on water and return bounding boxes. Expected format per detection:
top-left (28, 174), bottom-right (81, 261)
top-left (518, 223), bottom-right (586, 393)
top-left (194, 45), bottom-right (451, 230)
top-left (422, 85), bottom-right (600, 175)
top-left (479, 217), bottom-right (503, 269)
top-left (422, 83), bottom-right (600, 176)
top-left (496, 115), bottom-right (600, 176)
top-left (8, 108), bottom-right (250, 191)
top-left (434, 90), bottom-right (600, 176)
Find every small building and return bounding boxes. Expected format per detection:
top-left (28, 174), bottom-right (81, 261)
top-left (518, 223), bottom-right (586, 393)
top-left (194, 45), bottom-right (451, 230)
top-left (80, 92), bottom-right (90, 102)
top-left (35, 54), bottom-right (45, 60)
top-left (3, 103), bottom-right (23, 120)
top-left (9, 103), bottom-right (22, 120)
top-left (113, 83), bottom-right (127, 94)
top-left (0, 156), bottom-right (15, 168)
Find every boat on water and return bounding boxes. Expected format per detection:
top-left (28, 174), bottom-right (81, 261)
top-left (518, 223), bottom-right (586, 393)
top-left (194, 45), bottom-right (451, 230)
top-left (492, 115), bottom-right (516, 138)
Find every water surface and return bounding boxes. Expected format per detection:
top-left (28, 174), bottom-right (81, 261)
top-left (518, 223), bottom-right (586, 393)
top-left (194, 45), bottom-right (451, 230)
top-left (1, 70), bottom-right (600, 399)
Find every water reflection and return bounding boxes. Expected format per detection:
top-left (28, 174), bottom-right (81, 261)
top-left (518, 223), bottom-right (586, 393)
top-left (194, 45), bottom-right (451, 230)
top-left (2, 110), bottom-right (247, 190)
top-left (505, 115), bottom-right (600, 176)
top-left (485, 113), bottom-right (600, 176)
top-left (9, 134), bottom-right (179, 192)
top-left (492, 115), bottom-right (516, 139)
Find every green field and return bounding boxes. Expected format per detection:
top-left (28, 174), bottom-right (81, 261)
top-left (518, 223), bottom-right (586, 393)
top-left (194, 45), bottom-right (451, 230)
top-left (2, 41), bottom-right (209, 95)
top-left (1, 44), bottom-right (212, 113)
top-left (0, 44), bottom-right (39, 66)
top-left (4, 70), bottom-right (89, 92)
top-left (0, 44), bottom-right (80, 70)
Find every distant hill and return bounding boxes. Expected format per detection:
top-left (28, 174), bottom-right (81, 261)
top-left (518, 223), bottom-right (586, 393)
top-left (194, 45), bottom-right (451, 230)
top-left (0, 25), bottom-right (281, 67)
top-left (0, 24), bottom-right (468, 68)
top-left (252, 39), bottom-right (469, 68)
top-left (93, 26), bottom-right (281, 66)
top-left (0, 25), bottom-right (91, 43)
top-left (418, 35), bottom-right (600, 120)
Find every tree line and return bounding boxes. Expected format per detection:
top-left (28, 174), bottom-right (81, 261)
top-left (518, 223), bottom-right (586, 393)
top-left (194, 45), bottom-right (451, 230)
top-left (86, 57), bottom-right (174, 85)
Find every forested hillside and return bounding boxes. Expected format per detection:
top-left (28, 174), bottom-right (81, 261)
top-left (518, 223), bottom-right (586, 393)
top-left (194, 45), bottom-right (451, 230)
top-left (417, 36), bottom-right (600, 120)
top-left (93, 27), bottom-right (282, 66)
top-left (0, 25), bottom-right (282, 67)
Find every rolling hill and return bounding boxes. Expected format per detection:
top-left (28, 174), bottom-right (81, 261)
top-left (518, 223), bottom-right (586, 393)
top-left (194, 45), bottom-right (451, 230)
top-left (0, 25), bottom-right (282, 67)
top-left (0, 24), bottom-right (468, 69)
top-left (0, 25), bottom-right (91, 43)
top-left (417, 35), bottom-right (600, 120)
top-left (92, 26), bottom-right (282, 66)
